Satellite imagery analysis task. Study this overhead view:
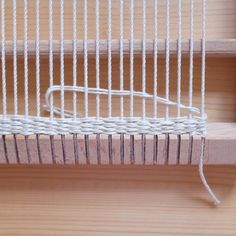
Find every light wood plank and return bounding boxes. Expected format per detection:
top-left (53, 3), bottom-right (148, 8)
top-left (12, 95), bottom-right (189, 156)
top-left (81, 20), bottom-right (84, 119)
top-left (2, 123), bottom-right (236, 165)
top-left (0, 165), bottom-right (235, 235)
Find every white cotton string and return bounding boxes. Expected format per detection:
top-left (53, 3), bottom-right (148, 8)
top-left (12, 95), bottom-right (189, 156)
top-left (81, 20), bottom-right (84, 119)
top-left (60, 0), bottom-right (65, 119)
top-left (36, 0), bottom-right (40, 117)
top-left (189, 0), bottom-right (194, 119)
top-left (45, 85), bottom-right (202, 116)
top-left (13, 0), bottom-right (18, 116)
top-left (73, 0), bottom-right (77, 120)
top-left (198, 0), bottom-right (220, 205)
top-left (84, 0), bottom-right (88, 118)
top-left (199, 137), bottom-right (220, 205)
top-left (120, 0), bottom-right (124, 119)
top-left (130, 0), bottom-right (134, 118)
top-left (142, 0), bottom-right (146, 120)
top-left (177, 0), bottom-right (181, 118)
top-left (201, 0), bottom-right (206, 118)
top-left (1, 0), bottom-right (6, 117)
top-left (49, 0), bottom-right (54, 120)
top-left (24, 0), bottom-right (29, 118)
top-left (108, 0), bottom-right (112, 118)
top-left (96, 0), bottom-right (100, 120)
top-left (153, 0), bottom-right (158, 119)
top-left (165, 0), bottom-right (170, 120)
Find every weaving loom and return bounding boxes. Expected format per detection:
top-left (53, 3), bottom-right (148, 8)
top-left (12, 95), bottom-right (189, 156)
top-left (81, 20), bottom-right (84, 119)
top-left (1, 0), bottom-right (236, 204)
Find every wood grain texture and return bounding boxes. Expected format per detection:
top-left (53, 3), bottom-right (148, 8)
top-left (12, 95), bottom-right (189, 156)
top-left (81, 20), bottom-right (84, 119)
top-left (1, 0), bottom-right (236, 40)
top-left (0, 165), bottom-right (235, 236)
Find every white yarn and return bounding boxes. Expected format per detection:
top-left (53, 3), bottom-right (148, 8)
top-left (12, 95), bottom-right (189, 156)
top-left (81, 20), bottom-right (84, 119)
top-left (44, 85), bottom-right (203, 116)
top-left (1, 0), bottom-right (6, 117)
top-left (142, 0), bottom-right (146, 120)
top-left (108, 0), bottom-right (112, 118)
top-left (153, 0), bottom-right (158, 119)
top-left (49, 0), bottom-right (54, 120)
top-left (130, 0), bottom-right (134, 118)
top-left (165, 0), bottom-right (170, 120)
top-left (199, 137), bottom-right (220, 205)
top-left (201, 0), bottom-right (206, 118)
top-left (0, 114), bottom-right (206, 136)
top-left (189, 0), bottom-right (194, 119)
top-left (84, 0), bottom-right (88, 118)
top-left (36, 0), bottom-right (40, 117)
top-left (60, 0), bottom-right (65, 119)
top-left (177, 0), bottom-right (182, 118)
top-left (24, 0), bottom-right (29, 118)
top-left (13, 0), bottom-right (18, 116)
top-left (96, 0), bottom-right (100, 120)
top-left (197, 0), bottom-right (220, 205)
top-left (120, 0), bottom-right (124, 119)
top-left (73, 0), bottom-right (77, 120)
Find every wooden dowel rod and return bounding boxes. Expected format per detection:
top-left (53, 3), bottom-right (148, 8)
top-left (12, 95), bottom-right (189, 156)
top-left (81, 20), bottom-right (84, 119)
top-left (0, 39), bottom-right (236, 57)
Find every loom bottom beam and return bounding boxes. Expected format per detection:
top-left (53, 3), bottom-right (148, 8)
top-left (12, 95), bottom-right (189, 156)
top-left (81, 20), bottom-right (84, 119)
top-left (0, 123), bottom-right (235, 165)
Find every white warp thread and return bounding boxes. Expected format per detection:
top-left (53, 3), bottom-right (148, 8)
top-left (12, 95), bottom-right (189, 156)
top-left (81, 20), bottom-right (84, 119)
top-left (142, 0), bottom-right (146, 120)
top-left (73, 0), bottom-right (77, 120)
top-left (165, 0), bottom-right (170, 120)
top-left (108, 0), bottom-right (112, 118)
top-left (24, 0), bottom-right (29, 118)
top-left (60, 0), bottom-right (65, 119)
top-left (153, 0), bottom-right (158, 119)
top-left (120, 0), bottom-right (124, 119)
top-left (189, 0), bottom-right (194, 119)
top-left (49, 0), bottom-right (54, 120)
top-left (177, 0), bottom-right (182, 118)
top-left (84, 0), bottom-right (88, 118)
top-left (36, 0), bottom-right (40, 117)
top-left (130, 0), bottom-right (134, 118)
top-left (1, 0), bottom-right (6, 117)
top-left (96, 0), bottom-right (100, 120)
top-left (13, 0), bottom-right (18, 116)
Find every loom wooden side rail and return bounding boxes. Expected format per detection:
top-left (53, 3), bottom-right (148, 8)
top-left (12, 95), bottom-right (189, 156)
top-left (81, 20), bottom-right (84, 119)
top-left (1, 39), bottom-right (236, 57)
top-left (0, 123), bottom-right (235, 165)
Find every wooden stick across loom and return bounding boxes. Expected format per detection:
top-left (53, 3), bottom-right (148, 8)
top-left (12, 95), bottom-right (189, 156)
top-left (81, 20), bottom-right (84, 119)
top-left (0, 123), bottom-right (235, 165)
top-left (0, 39), bottom-right (236, 57)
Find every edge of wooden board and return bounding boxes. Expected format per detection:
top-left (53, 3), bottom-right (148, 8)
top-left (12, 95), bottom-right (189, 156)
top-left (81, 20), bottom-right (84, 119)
top-left (1, 39), bottom-right (236, 57)
top-left (0, 123), bottom-right (235, 165)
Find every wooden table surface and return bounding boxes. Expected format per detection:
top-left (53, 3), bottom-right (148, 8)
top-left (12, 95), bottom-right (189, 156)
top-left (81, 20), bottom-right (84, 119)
top-left (0, 165), bottom-right (235, 236)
